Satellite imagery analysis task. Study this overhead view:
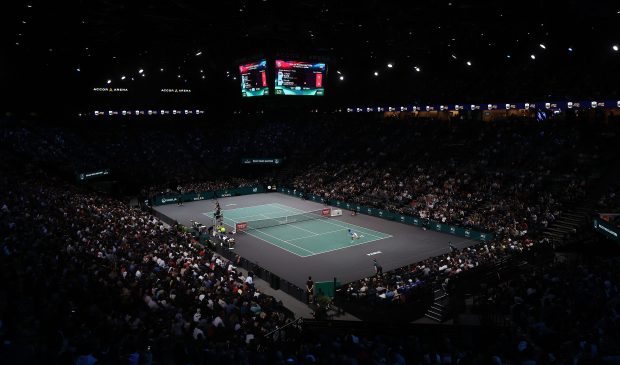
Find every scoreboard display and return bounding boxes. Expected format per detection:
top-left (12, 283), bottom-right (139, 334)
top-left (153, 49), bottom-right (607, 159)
top-left (239, 60), bottom-right (269, 97)
top-left (274, 60), bottom-right (326, 96)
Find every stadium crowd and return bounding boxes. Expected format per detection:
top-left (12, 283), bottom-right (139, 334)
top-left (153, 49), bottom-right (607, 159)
top-left (473, 251), bottom-right (620, 364)
top-left (0, 170), bottom-right (294, 364)
top-left (1, 114), bottom-right (620, 364)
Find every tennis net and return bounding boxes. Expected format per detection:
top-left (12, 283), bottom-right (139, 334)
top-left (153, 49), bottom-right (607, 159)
top-left (235, 208), bottom-right (331, 231)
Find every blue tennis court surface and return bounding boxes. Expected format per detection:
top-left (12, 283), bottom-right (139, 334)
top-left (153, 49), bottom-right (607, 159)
top-left (205, 203), bottom-right (391, 257)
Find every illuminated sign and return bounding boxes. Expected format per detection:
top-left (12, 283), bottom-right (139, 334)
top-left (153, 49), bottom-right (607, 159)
top-left (92, 87), bottom-right (128, 92)
top-left (160, 88), bottom-right (192, 93)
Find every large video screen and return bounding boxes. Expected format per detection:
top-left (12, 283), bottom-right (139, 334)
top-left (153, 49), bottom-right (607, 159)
top-left (239, 60), bottom-right (269, 97)
top-left (274, 60), bottom-right (326, 96)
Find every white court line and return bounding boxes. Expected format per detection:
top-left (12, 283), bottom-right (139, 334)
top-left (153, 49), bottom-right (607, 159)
top-left (215, 202), bottom-right (392, 257)
top-left (270, 203), bottom-right (391, 240)
top-left (319, 219), bottom-right (391, 240)
top-left (312, 235), bottom-right (391, 256)
top-left (284, 222), bottom-right (319, 235)
top-left (286, 228), bottom-right (349, 242)
top-left (246, 228), bottom-right (315, 256)
top-left (248, 225), bottom-right (389, 257)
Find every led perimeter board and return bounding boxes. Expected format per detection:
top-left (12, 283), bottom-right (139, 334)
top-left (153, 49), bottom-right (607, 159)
top-left (274, 60), bottom-right (326, 96)
top-left (239, 60), bottom-right (269, 97)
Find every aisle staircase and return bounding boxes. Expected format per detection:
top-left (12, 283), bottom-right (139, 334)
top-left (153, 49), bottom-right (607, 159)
top-left (424, 287), bottom-right (450, 322)
top-left (542, 206), bottom-right (591, 245)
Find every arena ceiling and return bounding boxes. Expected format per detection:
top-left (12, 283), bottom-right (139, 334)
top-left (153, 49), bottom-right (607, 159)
top-left (2, 0), bottom-right (620, 111)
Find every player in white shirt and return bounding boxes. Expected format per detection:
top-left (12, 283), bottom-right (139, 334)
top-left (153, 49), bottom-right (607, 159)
top-left (348, 229), bottom-right (362, 240)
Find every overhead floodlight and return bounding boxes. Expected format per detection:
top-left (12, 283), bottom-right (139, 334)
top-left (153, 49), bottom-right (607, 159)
top-left (195, 51), bottom-right (202, 56)
top-left (387, 63), bottom-right (393, 68)
top-left (339, 75), bottom-right (344, 80)
top-left (414, 66), bottom-right (421, 72)
top-left (121, 75), bottom-right (126, 80)
top-left (530, 54), bottom-right (536, 59)
top-left (539, 43), bottom-right (546, 49)
top-left (107, 79), bottom-right (111, 84)
top-left (466, 61), bottom-right (472, 66)
top-left (613, 44), bottom-right (619, 52)
top-left (373, 71), bottom-right (379, 76)
top-left (138, 68), bottom-right (144, 74)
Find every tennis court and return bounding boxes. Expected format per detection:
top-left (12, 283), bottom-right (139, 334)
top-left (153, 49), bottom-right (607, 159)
top-left (205, 203), bottom-right (391, 257)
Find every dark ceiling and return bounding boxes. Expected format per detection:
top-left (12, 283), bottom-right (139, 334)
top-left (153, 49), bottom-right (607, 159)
top-left (2, 0), bottom-right (620, 112)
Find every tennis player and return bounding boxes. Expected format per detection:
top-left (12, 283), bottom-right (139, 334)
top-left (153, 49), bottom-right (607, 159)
top-left (348, 229), bottom-right (362, 240)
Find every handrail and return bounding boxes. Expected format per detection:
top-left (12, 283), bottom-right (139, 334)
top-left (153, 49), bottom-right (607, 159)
top-left (264, 317), bottom-right (303, 338)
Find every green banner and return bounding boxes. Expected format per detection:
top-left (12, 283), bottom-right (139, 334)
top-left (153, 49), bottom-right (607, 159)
top-left (314, 281), bottom-right (341, 299)
top-left (279, 187), bottom-right (493, 242)
top-left (152, 186), bottom-right (265, 206)
top-left (593, 218), bottom-right (620, 241)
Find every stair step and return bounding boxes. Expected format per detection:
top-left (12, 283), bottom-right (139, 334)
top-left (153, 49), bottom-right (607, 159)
top-left (562, 213), bottom-right (584, 220)
top-left (554, 222), bottom-right (580, 229)
top-left (573, 208), bottom-right (590, 213)
top-left (552, 218), bottom-right (583, 227)
top-left (427, 309), bottom-right (443, 317)
top-left (559, 220), bottom-right (583, 226)
top-left (424, 313), bottom-right (443, 322)
top-left (435, 294), bottom-right (448, 301)
top-left (547, 227), bottom-right (570, 234)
